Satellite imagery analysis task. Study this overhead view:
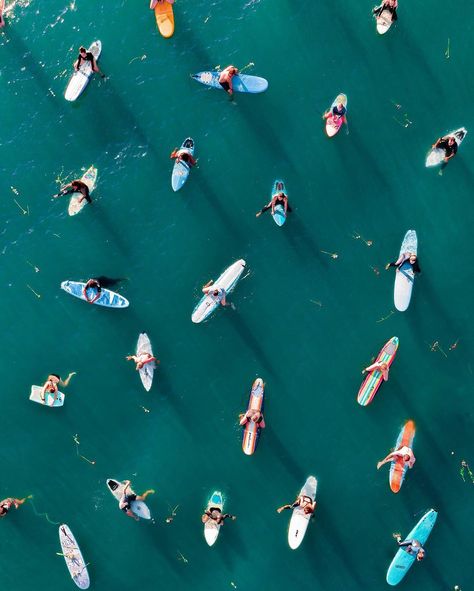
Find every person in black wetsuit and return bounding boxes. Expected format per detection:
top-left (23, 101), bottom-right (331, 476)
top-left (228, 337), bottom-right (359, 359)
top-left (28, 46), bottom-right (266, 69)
top-left (74, 46), bottom-right (104, 77)
top-left (54, 180), bottom-right (92, 205)
top-left (386, 253), bottom-right (421, 274)
top-left (201, 507), bottom-right (236, 526)
top-left (433, 135), bottom-right (458, 163)
top-left (118, 480), bottom-right (154, 521)
top-left (256, 183), bottom-right (292, 218)
top-left (373, 0), bottom-right (398, 21)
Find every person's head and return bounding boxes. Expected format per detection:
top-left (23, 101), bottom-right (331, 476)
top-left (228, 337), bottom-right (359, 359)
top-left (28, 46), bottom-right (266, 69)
top-left (380, 362), bottom-right (388, 370)
top-left (79, 46), bottom-right (87, 56)
top-left (448, 137), bottom-right (455, 145)
top-left (417, 548), bottom-right (425, 561)
top-left (409, 254), bottom-right (417, 264)
top-left (303, 504), bottom-right (313, 514)
top-left (213, 289), bottom-right (219, 297)
top-left (49, 374), bottom-right (60, 383)
top-left (338, 102), bottom-right (344, 110)
top-left (403, 454), bottom-right (411, 462)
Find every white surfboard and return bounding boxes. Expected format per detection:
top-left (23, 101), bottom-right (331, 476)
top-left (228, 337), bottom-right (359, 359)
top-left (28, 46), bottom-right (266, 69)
top-left (204, 491), bottom-right (223, 546)
top-left (106, 479), bottom-right (151, 520)
top-left (136, 332), bottom-right (155, 392)
top-left (425, 127), bottom-right (467, 167)
top-left (68, 166), bottom-right (98, 216)
top-left (394, 230), bottom-right (417, 312)
top-left (59, 524), bottom-right (90, 589)
top-left (29, 385), bottom-right (65, 407)
top-left (288, 476), bottom-right (317, 550)
top-left (192, 259), bottom-right (246, 323)
top-left (65, 41), bottom-right (102, 102)
top-left (376, 9), bottom-right (393, 34)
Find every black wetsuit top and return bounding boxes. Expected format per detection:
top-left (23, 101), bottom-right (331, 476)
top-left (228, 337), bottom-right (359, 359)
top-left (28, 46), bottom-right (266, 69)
top-left (437, 138), bottom-right (458, 158)
top-left (77, 52), bottom-right (94, 68)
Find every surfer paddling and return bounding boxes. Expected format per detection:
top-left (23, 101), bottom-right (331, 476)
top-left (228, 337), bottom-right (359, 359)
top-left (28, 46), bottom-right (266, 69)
top-left (119, 480), bottom-right (154, 521)
top-left (256, 183), bottom-right (292, 218)
top-left (54, 179), bottom-right (92, 205)
top-left (377, 446), bottom-right (416, 470)
top-left (0, 497), bottom-right (28, 518)
top-left (218, 65), bottom-right (239, 95)
top-left (277, 494), bottom-right (316, 515)
top-left (373, 0), bottom-right (398, 21)
top-left (126, 352), bottom-right (158, 370)
top-left (74, 46), bottom-right (104, 78)
top-left (41, 373), bottom-right (76, 404)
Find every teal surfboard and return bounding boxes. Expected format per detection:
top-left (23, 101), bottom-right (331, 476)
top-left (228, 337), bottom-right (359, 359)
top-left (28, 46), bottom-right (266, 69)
top-left (192, 71), bottom-right (268, 94)
top-left (271, 180), bottom-right (287, 227)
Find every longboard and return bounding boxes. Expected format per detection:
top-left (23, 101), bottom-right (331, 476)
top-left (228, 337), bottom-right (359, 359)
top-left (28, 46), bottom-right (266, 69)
top-left (154, 0), bottom-right (174, 38)
top-left (192, 71), bottom-right (268, 94)
top-left (325, 94), bottom-right (347, 137)
top-left (171, 138), bottom-right (194, 192)
top-left (65, 41), bottom-right (102, 102)
top-left (68, 166), bottom-right (97, 216)
top-left (136, 332), bottom-right (155, 392)
top-left (30, 385), bottom-right (65, 407)
top-left (192, 259), bottom-right (246, 323)
top-left (357, 337), bottom-right (399, 406)
top-left (61, 280), bottom-right (129, 308)
top-left (386, 509), bottom-right (437, 585)
top-left (242, 378), bottom-right (265, 455)
top-left (389, 420), bottom-right (416, 493)
top-left (106, 479), bottom-right (151, 520)
top-left (59, 524), bottom-right (90, 589)
top-left (394, 230), bottom-right (417, 312)
top-left (288, 476), bottom-right (317, 549)
top-left (204, 491), bottom-right (223, 546)
top-left (271, 180), bottom-right (287, 227)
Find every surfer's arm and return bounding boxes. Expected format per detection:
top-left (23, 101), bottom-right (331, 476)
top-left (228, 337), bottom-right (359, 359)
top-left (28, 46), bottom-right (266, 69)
top-left (276, 504), bottom-right (292, 513)
top-left (376, 453), bottom-right (394, 469)
top-left (239, 414), bottom-right (248, 426)
top-left (365, 362), bottom-right (381, 373)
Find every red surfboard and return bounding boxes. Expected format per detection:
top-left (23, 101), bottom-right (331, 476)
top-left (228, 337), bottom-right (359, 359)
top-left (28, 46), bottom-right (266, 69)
top-left (241, 378), bottom-right (265, 455)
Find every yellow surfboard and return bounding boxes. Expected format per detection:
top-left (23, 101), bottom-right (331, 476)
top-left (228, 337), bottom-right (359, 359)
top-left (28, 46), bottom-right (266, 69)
top-left (154, 1), bottom-right (174, 39)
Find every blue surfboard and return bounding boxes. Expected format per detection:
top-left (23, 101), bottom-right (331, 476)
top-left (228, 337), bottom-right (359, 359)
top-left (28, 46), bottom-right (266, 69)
top-left (171, 137), bottom-right (194, 192)
top-left (386, 509), bottom-right (437, 586)
top-left (192, 71), bottom-right (268, 94)
top-left (61, 280), bottom-right (129, 308)
top-left (271, 180), bottom-right (287, 227)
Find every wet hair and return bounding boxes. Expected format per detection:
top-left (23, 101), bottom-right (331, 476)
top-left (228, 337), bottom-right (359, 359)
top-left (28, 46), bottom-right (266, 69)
top-left (213, 289), bottom-right (219, 296)
top-left (51, 373), bottom-right (60, 380)
top-left (79, 46), bottom-right (86, 53)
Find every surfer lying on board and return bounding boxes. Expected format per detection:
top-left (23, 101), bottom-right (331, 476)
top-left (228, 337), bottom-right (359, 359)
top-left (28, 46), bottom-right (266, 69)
top-left (41, 373), bottom-right (76, 403)
top-left (433, 135), bottom-right (458, 163)
top-left (0, 497), bottom-right (28, 518)
top-left (239, 409), bottom-right (265, 427)
top-left (74, 46), bottom-right (104, 77)
top-left (201, 507), bottom-right (236, 525)
top-left (202, 281), bottom-right (230, 307)
top-left (393, 533), bottom-right (425, 561)
top-left (277, 495), bottom-right (316, 515)
top-left (373, 0), bottom-right (398, 20)
top-left (377, 446), bottom-right (416, 470)
top-left (150, 0), bottom-right (174, 7)
top-left (385, 253), bottom-right (421, 273)
top-left (323, 101), bottom-right (347, 127)
top-left (256, 185), bottom-right (292, 218)
top-left (170, 148), bottom-right (196, 167)
top-left (126, 352), bottom-right (158, 370)
top-left (53, 180), bottom-right (92, 204)
top-left (218, 65), bottom-right (239, 95)
top-left (119, 480), bottom-right (155, 521)
top-left (362, 361), bottom-right (389, 381)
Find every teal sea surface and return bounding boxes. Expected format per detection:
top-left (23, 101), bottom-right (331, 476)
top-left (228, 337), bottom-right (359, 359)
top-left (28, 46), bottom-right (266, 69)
top-left (0, 1), bottom-right (473, 590)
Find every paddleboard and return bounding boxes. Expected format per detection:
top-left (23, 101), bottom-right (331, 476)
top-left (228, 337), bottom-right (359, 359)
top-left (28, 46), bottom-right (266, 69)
top-left (242, 378), bottom-right (265, 455)
top-left (425, 127), bottom-right (467, 167)
top-left (288, 476), bottom-right (317, 550)
top-left (136, 332), bottom-right (155, 392)
top-left (204, 491), bottom-right (223, 546)
top-left (192, 259), bottom-right (246, 324)
top-left (58, 524), bottom-right (90, 589)
top-left (192, 71), bottom-right (268, 94)
top-left (65, 41), bottom-right (102, 102)
top-left (386, 509), bottom-right (438, 586)
top-left (61, 280), bottom-right (129, 308)
top-left (29, 385), bottom-right (65, 407)
top-left (357, 336), bottom-right (399, 406)
top-left (271, 180), bottom-right (287, 227)
top-left (376, 8), bottom-right (393, 34)
top-left (394, 230), bottom-right (417, 312)
top-left (106, 479), bottom-right (151, 520)
top-left (68, 166), bottom-right (97, 216)
top-left (154, 0), bottom-right (174, 38)
top-left (325, 94), bottom-right (347, 137)
top-left (171, 138), bottom-right (194, 192)
top-left (389, 420), bottom-right (416, 493)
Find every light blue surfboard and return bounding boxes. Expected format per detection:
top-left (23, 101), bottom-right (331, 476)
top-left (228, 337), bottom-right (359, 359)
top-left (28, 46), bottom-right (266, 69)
top-left (171, 138), bottom-right (194, 192)
top-left (61, 281), bottom-right (129, 308)
top-left (386, 509), bottom-right (437, 585)
top-left (192, 71), bottom-right (268, 94)
top-left (271, 180), bottom-right (287, 227)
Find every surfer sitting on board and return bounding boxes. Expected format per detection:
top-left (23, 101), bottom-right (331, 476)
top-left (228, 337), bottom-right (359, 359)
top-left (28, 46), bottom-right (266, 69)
top-left (119, 481), bottom-right (154, 522)
top-left (392, 533), bottom-right (425, 561)
top-left (170, 148), bottom-right (196, 167)
top-left (0, 497), bottom-right (28, 518)
top-left (202, 281), bottom-right (230, 307)
top-left (323, 101), bottom-right (347, 127)
top-left (277, 495), bottom-right (316, 515)
top-left (83, 278), bottom-right (102, 304)
top-left (373, 0), bottom-right (398, 20)
top-left (150, 0), bottom-right (174, 7)
top-left (256, 185), bottom-right (292, 218)
top-left (433, 135), bottom-right (458, 164)
top-left (126, 352), bottom-right (158, 370)
top-left (218, 65), bottom-right (239, 95)
top-left (74, 46), bottom-right (104, 77)
top-left (385, 253), bottom-right (420, 273)
top-left (53, 179), bottom-right (92, 205)
top-left (201, 507), bottom-right (236, 525)
top-left (41, 372), bottom-right (76, 403)
top-left (377, 446), bottom-right (416, 470)
top-left (239, 409), bottom-right (265, 427)
top-left (362, 361), bottom-right (389, 381)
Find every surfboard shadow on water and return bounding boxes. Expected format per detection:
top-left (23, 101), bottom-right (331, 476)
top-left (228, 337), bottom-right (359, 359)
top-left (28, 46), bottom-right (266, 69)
top-left (281, 213), bottom-right (330, 269)
top-left (90, 202), bottom-right (131, 256)
top-left (158, 367), bottom-right (196, 435)
top-left (263, 428), bottom-right (306, 484)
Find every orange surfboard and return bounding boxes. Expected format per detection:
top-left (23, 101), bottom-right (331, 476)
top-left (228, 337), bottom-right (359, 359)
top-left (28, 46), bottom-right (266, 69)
top-left (241, 378), bottom-right (265, 455)
top-left (389, 420), bottom-right (416, 493)
top-left (154, 0), bottom-right (174, 38)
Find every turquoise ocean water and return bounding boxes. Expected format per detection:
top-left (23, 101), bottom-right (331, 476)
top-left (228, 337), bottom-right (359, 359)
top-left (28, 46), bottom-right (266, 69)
top-left (1, 0), bottom-right (473, 589)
